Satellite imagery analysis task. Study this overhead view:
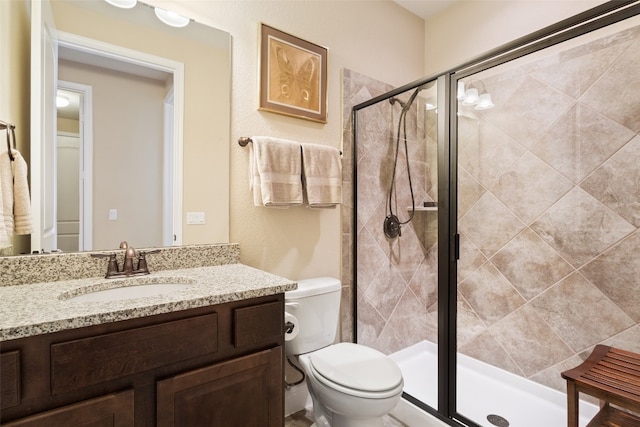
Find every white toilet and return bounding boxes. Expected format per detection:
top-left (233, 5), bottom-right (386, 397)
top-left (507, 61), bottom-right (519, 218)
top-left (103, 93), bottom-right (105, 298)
top-left (285, 277), bottom-right (404, 427)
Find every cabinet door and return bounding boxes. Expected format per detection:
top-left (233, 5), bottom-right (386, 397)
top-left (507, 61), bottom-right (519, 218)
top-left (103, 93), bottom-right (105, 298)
top-left (157, 347), bottom-right (283, 427)
top-left (4, 390), bottom-right (133, 427)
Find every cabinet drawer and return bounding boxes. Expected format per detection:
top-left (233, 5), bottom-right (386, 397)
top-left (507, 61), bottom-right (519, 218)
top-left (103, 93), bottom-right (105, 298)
top-left (1, 351), bottom-right (20, 409)
top-left (234, 301), bottom-right (282, 348)
top-left (51, 313), bottom-right (218, 395)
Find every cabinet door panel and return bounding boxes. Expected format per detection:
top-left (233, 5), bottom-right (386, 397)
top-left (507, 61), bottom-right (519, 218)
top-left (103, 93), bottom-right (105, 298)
top-left (1, 351), bottom-right (20, 409)
top-left (4, 389), bottom-right (133, 427)
top-left (157, 347), bottom-right (283, 427)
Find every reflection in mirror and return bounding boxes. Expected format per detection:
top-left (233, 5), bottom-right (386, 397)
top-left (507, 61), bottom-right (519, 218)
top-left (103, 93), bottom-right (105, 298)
top-left (20, 0), bottom-right (231, 255)
top-left (55, 41), bottom-right (176, 252)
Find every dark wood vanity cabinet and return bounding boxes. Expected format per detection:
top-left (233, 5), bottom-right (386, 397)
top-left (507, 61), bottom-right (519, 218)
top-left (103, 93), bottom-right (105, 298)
top-left (0, 294), bottom-right (284, 427)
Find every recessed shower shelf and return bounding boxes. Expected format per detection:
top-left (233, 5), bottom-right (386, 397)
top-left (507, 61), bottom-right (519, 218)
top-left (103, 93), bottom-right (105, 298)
top-left (408, 202), bottom-right (438, 212)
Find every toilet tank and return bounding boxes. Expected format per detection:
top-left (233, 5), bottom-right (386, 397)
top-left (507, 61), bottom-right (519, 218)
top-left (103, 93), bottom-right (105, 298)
top-left (285, 277), bottom-right (341, 355)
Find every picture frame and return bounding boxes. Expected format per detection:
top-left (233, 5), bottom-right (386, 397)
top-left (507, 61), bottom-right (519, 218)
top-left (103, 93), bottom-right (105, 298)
top-left (259, 23), bottom-right (328, 123)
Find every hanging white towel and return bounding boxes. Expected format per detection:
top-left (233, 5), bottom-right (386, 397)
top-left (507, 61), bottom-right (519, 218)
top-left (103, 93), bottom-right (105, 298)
top-left (0, 151), bottom-right (13, 239)
top-left (0, 149), bottom-right (33, 237)
top-left (249, 136), bottom-right (303, 208)
top-left (301, 143), bottom-right (342, 209)
top-left (0, 162), bottom-right (7, 242)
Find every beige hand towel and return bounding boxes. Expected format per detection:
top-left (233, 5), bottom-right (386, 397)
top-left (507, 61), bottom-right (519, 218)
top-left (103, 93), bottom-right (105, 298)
top-left (301, 143), bottom-right (342, 208)
top-left (250, 136), bottom-right (303, 208)
top-left (12, 150), bottom-right (32, 235)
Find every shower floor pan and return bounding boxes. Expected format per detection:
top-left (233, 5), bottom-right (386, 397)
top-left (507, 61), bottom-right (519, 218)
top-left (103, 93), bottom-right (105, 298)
top-left (390, 340), bottom-right (598, 427)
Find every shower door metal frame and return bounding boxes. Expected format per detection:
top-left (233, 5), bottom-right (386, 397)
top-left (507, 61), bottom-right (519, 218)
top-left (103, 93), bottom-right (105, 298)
top-left (352, 2), bottom-right (640, 425)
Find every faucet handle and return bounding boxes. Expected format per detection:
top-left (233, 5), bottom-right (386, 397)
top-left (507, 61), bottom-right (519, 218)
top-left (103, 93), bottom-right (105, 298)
top-left (91, 253), bottom-right (120, 278)
top-left (136, 249), bottom-right (160, 274)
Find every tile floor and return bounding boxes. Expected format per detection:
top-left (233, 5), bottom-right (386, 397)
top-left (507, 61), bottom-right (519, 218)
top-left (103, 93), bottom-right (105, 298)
top-left (284, 408), bottom-right (408, 426)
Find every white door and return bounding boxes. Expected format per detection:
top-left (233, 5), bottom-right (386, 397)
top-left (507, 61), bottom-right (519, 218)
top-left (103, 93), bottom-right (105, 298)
top-left (30, 0), bottom-right (58, 253)
top-left (56, 134), bottom-right (79, 252)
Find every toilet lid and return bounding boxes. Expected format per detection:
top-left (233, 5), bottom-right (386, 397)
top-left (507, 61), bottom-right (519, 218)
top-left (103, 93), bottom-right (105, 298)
top-left (309, 343), bottom-right (403, 392)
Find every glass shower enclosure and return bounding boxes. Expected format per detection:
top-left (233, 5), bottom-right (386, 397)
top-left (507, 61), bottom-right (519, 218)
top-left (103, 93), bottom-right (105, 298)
top-left (352, 2), bottom-right (640, 426)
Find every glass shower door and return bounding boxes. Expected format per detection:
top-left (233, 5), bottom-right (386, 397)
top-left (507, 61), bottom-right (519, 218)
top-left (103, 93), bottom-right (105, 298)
top-left (354, 78), bottom-right (440, 413)
top-left (455, 15), bottom-right (640, 427)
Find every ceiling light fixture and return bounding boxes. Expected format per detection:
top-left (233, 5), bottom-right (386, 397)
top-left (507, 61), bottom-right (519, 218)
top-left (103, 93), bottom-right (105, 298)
top-left (458, 80), bottom-right (495, 110)
top-left (462, 88), bottom-right (479, 106)
top-left (475, 93), bottom-right (495, 110)
top-left (104, 0), bottom-right (137, 9)
top-left (56, 95), bottom-right (70, 108)
top-left (154, 7), bottom-right (190, 28)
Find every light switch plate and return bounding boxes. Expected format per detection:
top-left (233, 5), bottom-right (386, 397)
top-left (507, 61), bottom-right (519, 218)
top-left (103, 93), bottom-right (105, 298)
top-left (186, 211), bottom-right (205, 225)
top-left (109, 209), bottom-right (117, 221)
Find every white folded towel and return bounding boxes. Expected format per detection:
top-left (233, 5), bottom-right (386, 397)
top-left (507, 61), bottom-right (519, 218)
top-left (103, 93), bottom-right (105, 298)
top-left (301, 143), bottom-right (342, 208)
top-left (250, 136), bottom-right (303, 208)
top-left (0, 149), bottom-right (33, 238)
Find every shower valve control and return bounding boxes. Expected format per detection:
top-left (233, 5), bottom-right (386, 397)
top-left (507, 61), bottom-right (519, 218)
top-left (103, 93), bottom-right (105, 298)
top-left (384, 214), bottom-right (402, 239)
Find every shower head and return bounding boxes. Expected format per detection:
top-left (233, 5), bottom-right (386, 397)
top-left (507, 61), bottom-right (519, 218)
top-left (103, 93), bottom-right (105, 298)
top-left (389, 97), bottom-right (407, 109)
top-left (389, 84), bottom-right (428, 112)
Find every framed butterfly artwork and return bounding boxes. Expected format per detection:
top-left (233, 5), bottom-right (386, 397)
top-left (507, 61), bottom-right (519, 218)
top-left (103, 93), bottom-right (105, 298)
top-left (259, 23), bottom-right (328, 123)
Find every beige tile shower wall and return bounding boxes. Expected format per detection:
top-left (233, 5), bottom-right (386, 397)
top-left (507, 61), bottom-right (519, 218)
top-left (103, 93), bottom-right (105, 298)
top-left (346, 19), bottom-right (640, 397)
top-left (343, 69), bottom-right (439, 351)
top-left (457, 23), bottom-right (640, 393)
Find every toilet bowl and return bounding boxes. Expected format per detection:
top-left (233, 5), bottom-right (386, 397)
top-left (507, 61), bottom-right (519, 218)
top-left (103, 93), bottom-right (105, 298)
top-left (298, 342), bottom-right (403, 427)
top-left (285, 278), bottom-right (404, 427)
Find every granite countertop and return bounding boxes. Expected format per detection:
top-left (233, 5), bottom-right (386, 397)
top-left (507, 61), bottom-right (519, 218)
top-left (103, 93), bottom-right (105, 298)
top-left (0, 263), bottom-right (296, 342)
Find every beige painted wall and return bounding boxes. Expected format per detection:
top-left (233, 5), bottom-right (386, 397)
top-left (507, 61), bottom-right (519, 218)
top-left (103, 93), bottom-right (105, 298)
top-left (423, 0), bottom-right (609, 75)
top-left (144, 0), bottom-right (426, 280)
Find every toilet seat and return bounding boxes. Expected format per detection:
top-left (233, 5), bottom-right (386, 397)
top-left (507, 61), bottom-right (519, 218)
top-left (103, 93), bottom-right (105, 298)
top-left (308, 343), bottom-right (403, 399)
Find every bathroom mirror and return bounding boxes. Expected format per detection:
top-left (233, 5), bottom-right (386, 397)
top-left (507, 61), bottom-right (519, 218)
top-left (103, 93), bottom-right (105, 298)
top-left (21, 0), bottom-right (230, 255)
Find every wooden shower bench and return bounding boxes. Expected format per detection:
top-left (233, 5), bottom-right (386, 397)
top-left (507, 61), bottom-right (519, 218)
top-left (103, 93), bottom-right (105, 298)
top-left (561, 345), bottom-right (640, 427)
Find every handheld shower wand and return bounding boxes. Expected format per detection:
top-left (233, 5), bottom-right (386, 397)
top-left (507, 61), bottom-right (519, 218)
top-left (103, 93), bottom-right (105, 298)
top-left (384, 85), bottom-right (425, 238)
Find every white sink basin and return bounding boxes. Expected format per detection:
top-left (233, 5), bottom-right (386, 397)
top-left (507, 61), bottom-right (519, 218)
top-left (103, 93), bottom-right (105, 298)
top-left (62, 277), bottom-right (196, 302)
top-left (67, 284), bottom-right (189, 302)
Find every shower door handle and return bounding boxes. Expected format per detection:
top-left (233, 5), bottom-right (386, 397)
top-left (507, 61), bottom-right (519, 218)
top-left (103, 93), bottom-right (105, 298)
top-left (454, 233), bottom-right (460, 261)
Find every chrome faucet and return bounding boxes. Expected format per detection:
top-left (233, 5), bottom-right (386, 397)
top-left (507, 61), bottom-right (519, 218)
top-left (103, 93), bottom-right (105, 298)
top-left (91, 241), bottom-right (160, 279)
